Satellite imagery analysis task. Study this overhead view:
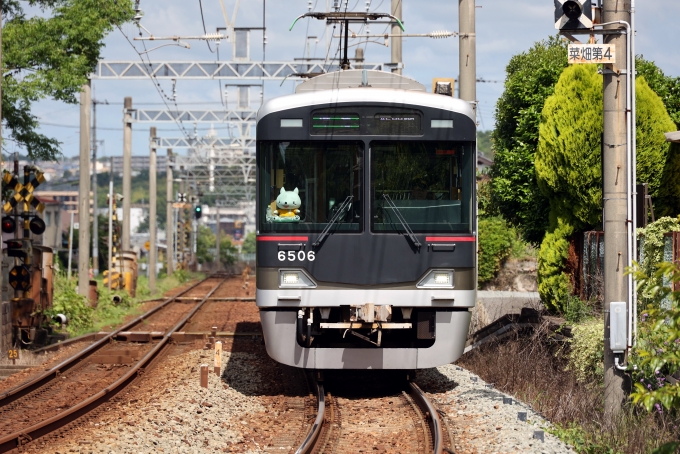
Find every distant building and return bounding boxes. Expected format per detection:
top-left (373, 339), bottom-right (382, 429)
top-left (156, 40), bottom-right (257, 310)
top-left (477, 151), bottom-right (493, 173)
top-left (111, 155), bottom-right (167, 176)
top-left (34, 190), bottom-right (93, 233)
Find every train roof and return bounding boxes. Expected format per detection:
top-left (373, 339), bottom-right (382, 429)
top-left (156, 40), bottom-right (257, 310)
top-left (258, 70), bottom-right (475, 123)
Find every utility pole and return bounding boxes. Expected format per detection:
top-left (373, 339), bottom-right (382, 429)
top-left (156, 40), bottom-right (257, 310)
top-left (459, 0), bottom-right (477, 120)
top-left (166, 149), bottom-right (174, 276)
top-left (0, 6), bottom-right (3, 302)
top-left (602, 0), bottom-right (630, 419)
top-left (91, 98), bottom-right (108, 276)
top-left (390, 0), bottom-right (402, 75)
top-left (78, 83), bottom-right (92, 297)
top-left (108, 162), bottom-right (113, 290)
top-left (148, 127), bottom-right (157, 293)
top-left (179, 179), bottom-right (185, 268)
top-left (215, 205), bottom-right (221, 271)
top-left (122, 97), bottom-right (133, 251)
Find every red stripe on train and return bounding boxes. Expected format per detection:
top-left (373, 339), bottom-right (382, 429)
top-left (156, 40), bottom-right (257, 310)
top-left (426, 236), bottom-right (476, 242)
top-left (257, 236), bottom-right (309, 241)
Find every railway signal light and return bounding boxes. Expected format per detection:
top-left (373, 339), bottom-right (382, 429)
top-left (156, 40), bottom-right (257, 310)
top-left (194, 206), bottom-right (202, 219)
top-left (554, 0), bottom-right (592, 30)
top-left (1, 216), bottom-right (16, 234)
top-left (5, 240), bottom-right (27, 259)
top-left (8, 265), bottom-right (31, 290)
top-left (29, 217), bottom-right (46, 235)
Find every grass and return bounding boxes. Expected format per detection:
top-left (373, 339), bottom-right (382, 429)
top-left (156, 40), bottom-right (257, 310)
top-left (49, 270), bottom-right (204, 337)
top-left (457, 322), bottom-right (680, 454)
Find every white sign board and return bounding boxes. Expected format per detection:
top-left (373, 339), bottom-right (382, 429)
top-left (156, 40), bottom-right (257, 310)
top-left (568, 44), bottom-right (616, 64)
top-left (73, 222), bottom-right (80, 230)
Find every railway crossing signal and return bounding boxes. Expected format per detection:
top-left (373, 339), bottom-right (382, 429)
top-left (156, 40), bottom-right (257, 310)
top-left (2, 171), bottom-right (45, 214)
top-left (5, 240), bottom-right (26, 259)
top-left (554, 0), bottom-right (592, 30)
top-left (1, 217), bottom-right (16, 234)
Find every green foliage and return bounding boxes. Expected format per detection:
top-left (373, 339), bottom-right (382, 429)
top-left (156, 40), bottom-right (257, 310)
top-left (637, 216), bottom-right (680, 303)
top-left (195, 225), bottom-right (238, 266)
top-left (241, 231), bottom-right (256, 254)
top-left (652, 442), bottom-right (680, 454)
top-left (43, 274), bottom-right (94, 335)
top-left (477, 216), bottom-right (515, 285)
top-left (477, 130), bottom-right (493, 156)
top-left (490, 35), bottom-right (568, 244)
top-left (537, 218), bottom-right (573, 312)
top-left (565, 318), bottom-right (604, 383)
top-left (637, 58), bottom-right (680, 129)
top-left (658, 143), bottom-right (680, 218)
top-left (476, 177), bottom-right (499, 218)
top-left (547, 423), bottom-right (614, 454)
top-left (562, 294), bottom-right (593, 325)
top-left (2, 0), bottom-right (134, 160)
top-left (535, 65), bottom-right (677, 312)
top-left (536, 64), bottom-right (603, 229)
top-left (629, 262), bottom-right (680, 413)
top-left (635, 77), bottom-right (678, 200)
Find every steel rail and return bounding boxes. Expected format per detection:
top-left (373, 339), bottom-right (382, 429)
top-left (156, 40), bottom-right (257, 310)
top-left (0, 276), bottom-right (217, 408)
top-left (295, 378), bottom-right (326, 454)
top-left (0, 276), bottom-right (227, 453)
top-left (408, 381), bottom-right (444, 454)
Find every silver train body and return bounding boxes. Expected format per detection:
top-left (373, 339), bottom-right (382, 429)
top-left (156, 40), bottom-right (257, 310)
top-left (256, 70), bottom-right (477, 369)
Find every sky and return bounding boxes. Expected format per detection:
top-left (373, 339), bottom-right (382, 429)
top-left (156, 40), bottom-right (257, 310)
top-left (10, 0), bottom-right (680, 160)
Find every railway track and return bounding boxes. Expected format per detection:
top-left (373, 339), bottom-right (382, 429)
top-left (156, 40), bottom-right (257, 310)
top-left (297, 372), bottom-right (450, 454)
top-left (0, 274), bottom-right (230, 452)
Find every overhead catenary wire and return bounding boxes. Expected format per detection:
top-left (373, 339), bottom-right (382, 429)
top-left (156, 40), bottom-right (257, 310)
top-left (198, 0), bottom-right (216, 53)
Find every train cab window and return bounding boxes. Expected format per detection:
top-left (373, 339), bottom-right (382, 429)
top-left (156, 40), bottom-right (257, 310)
top-left (259, 141), bottom-right (363, 233)
top-left (371, 141), bottom-right (472, 233)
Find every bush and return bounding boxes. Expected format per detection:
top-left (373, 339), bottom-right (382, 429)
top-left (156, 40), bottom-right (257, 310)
top-left (629, 262), bottom-right (680, 412)
top-left (478, 216), bottom-right (515, 285)
top-left (637, 216), bottom-right (680, 303)
top-left (43, 274), bottom-right (94, 335)
top-left (565, 318), bottom-right (604, 383)
top-left (537, 218), bottom-right (574, 312)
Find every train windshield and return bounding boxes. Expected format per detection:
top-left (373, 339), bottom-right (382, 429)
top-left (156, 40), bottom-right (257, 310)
top-left (259, 141), bottom-right (363, 233)
top-left (371, 141), bottom-right (472, 233)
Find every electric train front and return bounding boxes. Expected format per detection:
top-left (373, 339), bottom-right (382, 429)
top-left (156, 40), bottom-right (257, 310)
top-left (255, 87), bottom-right (477, 370)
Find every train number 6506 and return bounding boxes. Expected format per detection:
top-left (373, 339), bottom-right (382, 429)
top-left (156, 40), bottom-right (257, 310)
top-left (278, 251), bottom-right (315, 261)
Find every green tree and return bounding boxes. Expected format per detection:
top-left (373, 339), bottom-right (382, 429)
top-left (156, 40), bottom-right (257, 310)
top-left (476, 130), bottom-right (493, 156)
top-left (2, 0), bottom-right (134, 160)
top-left (535, 64), bottom-right (677, 310)
top-left (637, 58), bottom-right (680, 129)
top-left (195, 225), bottom-right (215, 265)
top-left (490, 36), bottom-right (568, 244)
top-left (219, 236), bottom-right (238, 266)
top-left (241, 231), bottom-right (256, 254)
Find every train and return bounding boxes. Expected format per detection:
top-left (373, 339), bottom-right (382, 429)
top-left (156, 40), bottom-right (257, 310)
top-left (255, 69), bottom-right (476, 370)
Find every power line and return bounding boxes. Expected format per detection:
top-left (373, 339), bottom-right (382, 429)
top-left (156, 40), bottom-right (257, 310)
top-left (198, 0), bottom-right (216, 53)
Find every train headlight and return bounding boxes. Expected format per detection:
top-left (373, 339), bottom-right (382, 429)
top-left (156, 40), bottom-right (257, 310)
top-left (279, 269), bottom-right (317, 288)
top-left (417, 270), bottom-right (455, 289)
top-left (433, 273), bottom-right (450, 285)
top-left (283, 272), bottom-right (300, 285)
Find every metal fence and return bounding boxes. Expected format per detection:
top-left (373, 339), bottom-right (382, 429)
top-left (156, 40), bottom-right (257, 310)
top-left (580, 231), bottom-right (605, 302)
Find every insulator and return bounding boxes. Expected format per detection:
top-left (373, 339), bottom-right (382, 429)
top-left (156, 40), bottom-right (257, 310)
top-left (429, 30), bottom-right (453, 39)
top-left (204, 33), bottom-right (222, 41)
top-left (308, 0), bottom-right (313, 11)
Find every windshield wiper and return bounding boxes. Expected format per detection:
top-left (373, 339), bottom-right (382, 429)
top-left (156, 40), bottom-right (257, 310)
top-left (382, 193), bottom-right (421, 248)
top-left (313, 195), bottom-right (354, 247)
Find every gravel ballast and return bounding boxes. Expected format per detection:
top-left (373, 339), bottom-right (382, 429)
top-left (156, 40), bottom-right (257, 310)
top-left (417, 364), bottom-right (573, 453)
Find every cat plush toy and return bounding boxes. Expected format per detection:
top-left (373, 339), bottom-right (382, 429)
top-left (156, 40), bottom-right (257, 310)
top-left (273, 187), bottom-right (301, 221)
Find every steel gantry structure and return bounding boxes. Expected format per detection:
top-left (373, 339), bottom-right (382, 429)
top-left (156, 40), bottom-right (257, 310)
top-left (93, 60), bottom-right (396, 80)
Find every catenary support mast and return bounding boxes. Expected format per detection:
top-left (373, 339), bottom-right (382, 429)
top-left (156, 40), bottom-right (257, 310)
top-left (390, 0), bottom-right (402, 75)
top-left (122, 97), bottom-right (133, 251)
top-left (78, 83), bottom-right (92, 297)
top-left (458, 0), bottom-right (477, 120)
top-left (149, 127), bottom-right (157, 293)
